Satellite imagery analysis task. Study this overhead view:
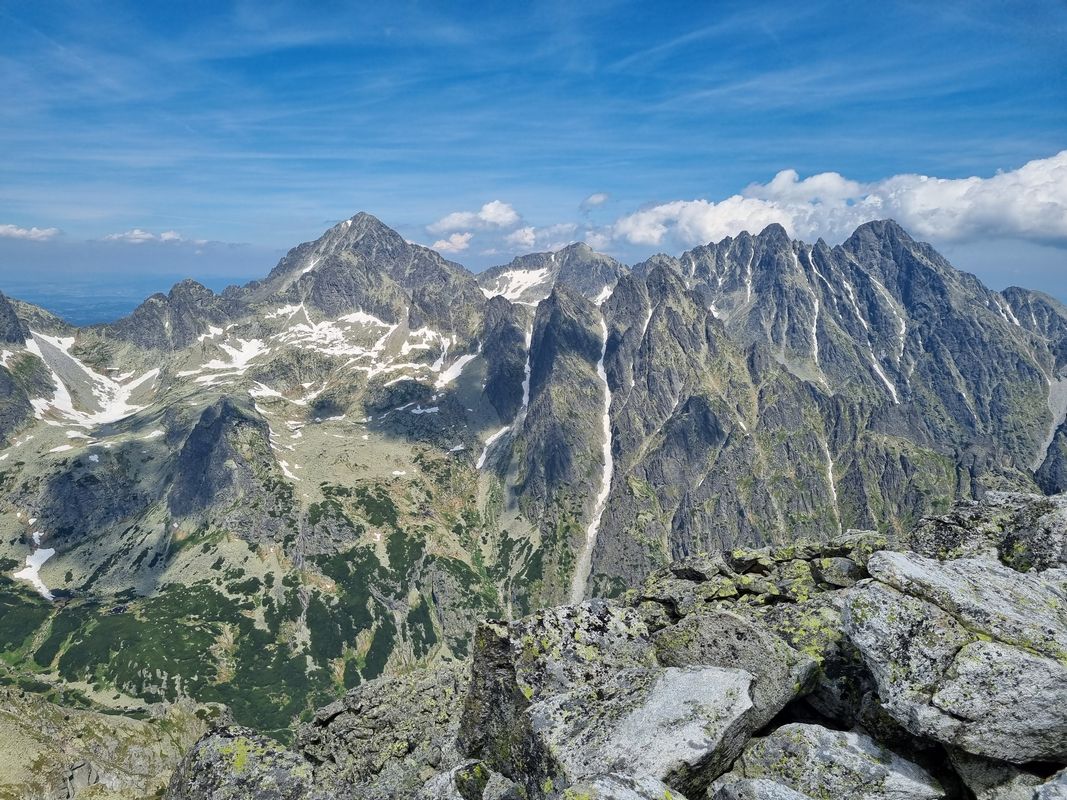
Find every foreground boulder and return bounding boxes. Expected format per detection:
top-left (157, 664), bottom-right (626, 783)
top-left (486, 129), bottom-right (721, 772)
top-left (844, 552), bottom-right (1067, 763)
top-left (458, 601), bottom-right (783, 797)
top-left (709, 723), bottom-right (944, 800)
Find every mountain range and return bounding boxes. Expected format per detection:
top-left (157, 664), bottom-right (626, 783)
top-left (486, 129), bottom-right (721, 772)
top-left (0, 213), bottom-right (1065, 794)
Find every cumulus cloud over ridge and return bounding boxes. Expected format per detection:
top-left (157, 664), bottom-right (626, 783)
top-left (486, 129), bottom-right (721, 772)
top-left (612, 150), bottom-right (1067, 248)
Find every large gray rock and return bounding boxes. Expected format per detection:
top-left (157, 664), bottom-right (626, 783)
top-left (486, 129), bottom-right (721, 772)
top-left (529, 665), bottom-right (754, 793)
top-left (561, 774), bottom-right (690, 799)
top-left (905, 491), bottom-right (1067, 571)
top-left (1035, 769), bottom-right (1067, 799)
top-left (458, 601), bottom-right (767, 798)
top-left (709, 723), bottom-right (944, 800)
top-left (165, 727), bottom-right (313, 800)
top-left (947, 750), bottom-right (1045, 800)
top-left (709, 779), bottom-right (813, 800)
top-left (844, 552), bottom-right (1067, 763)
top-left (652, 609), bottom-right (817, 729)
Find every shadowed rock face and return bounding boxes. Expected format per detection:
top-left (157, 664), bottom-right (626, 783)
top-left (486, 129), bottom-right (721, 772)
top-left (163, 493), bottom-right (1067, 799)
top-left (0, 291), bottom-right (26, 345)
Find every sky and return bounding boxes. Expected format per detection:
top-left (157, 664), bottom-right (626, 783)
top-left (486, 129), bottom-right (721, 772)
top-left (1, 0), bottom-right (1065, 322)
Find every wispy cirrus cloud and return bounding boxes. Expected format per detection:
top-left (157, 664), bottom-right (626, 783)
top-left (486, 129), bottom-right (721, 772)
top-left (0, 223), bottom-right (59, 241)
top-left (103, 228), bottom-right (186, 244)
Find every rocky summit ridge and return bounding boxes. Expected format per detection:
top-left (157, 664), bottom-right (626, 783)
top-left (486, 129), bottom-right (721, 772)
top-left (0, 213), bottom-right (1066, 797)
top-left (165, 491), bottom-right (1067, 800)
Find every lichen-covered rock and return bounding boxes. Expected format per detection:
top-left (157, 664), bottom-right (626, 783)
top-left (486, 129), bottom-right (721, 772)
top-left (298, 664), bottom-right (469, 798)
top-left (458, 601), bottom-right (655, 789)
top-left (905, 491), bottom-right (1067, 571)
top-left (165, 727), bottom-right (313, 800)
top-left (753, 592), bottom-right (874, 725)
top-left (708, 778), bottom-right (813, 800)
top-left (652, 610), bottom-right (816, 729)
top-left (708, 723), bottom-right (944, 800)
top-left (947, 750), bottom-right (1045, 800)
top-left (866, 552), bottom-right (1067, 660)
top-left (844, 552), bottom-right (1067, 763)
top-left (561, 773), bottom-right (690, 799)
top-left (458, 601), bottom-right (761, 798)
top-left (417, 760), bottom-right (518, 800)
top-left (529, 665), bottom-right (754, 795)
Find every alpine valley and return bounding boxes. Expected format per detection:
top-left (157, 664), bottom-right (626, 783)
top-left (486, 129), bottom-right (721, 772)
top-left (0, 213), bottom-right (1065, 798)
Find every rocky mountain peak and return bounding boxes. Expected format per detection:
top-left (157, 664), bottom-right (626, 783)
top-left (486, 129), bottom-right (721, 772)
top-left (0, 291), bottom-right (26, 345)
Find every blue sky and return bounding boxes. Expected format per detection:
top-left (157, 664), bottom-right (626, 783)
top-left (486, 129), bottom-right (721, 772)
top-left (1, 0), bottom-right (1065, 319)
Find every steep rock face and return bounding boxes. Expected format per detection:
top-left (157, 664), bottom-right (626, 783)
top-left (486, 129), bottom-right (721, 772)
top-left (0, 291), bottom-right (26, 345)
top-left (478, 242), bottom-right (626, 305)
top-left (509, 286), bottom-right (608, 599)
top-left (168, 396), bottom-right (293, 539)
top-left (250, 212), bottom-right (485, 341)
top-left (479, 296), bottom-right (531, 422)
top-left (101, 280), bottom-right (237, 351)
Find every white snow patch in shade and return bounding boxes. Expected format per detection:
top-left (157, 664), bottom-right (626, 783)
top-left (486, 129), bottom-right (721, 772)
top-left (592, 283), bottom-right (614, 305)
top-left (48, 444), bottom-right (73, 453)
top-left (143, 429), bottom-right (165, 439)
top-left (88, 454), bottom-right (99, 463)
top-left (449, 445), bottom-right (466, 452)
top-left (435, 353), bottom-right (477, 388)
top-left (26, 332), bottom-right (159, 428)
top-left (401, 327), bottom-right (443, 356)
top-left (480, 267), bottom-right (552, 303)
top-left (180, 338), bottom-right (267, 375)
top-left (265, 305), bottom-right (302, 320)
top-left (196, 325), bottom-right (224, 342)
top-left (411, 405), bottom-right (440, 414)
top-left (520, 328), bottom-right (534, 410)
top-left (475, 425), bottom-right (512, 469)
top-left (569, 313), bottom-right (614, 604)
top-left (300, 256), bottom-right (322, 276)
top-left (13, 542), bottom-right (56, 600)
top-left (337, 310), bottom-right (391, 327)
top-left (249, 382), bottom-right (288, 401)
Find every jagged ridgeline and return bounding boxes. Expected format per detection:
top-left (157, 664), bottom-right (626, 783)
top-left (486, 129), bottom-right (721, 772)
top-left (0, 212), bottom-right (1065, 747)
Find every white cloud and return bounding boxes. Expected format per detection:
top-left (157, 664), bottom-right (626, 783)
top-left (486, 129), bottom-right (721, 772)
top-left (580, 192), bottom-right (609, 210)
top-left (0, 224), bottom-right (59, 241)
top-left (428, 200), bottom-right (520, 233)
top-left (613, 197), bottom-right (791, 247)
top-left (104, 228), bottom-right (185, 244)
top-left (611, 150), bottom-right (1067, 248)
top-left (504, 223), bottom-right (577, 252)
top-left (431, 231), bottom-right (473, 253)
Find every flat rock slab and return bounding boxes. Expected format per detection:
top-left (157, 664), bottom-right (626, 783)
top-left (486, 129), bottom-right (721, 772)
top-left (530, 665), bottom-right (754, 796)
top-left (709, 723), bottom-right (944, 800)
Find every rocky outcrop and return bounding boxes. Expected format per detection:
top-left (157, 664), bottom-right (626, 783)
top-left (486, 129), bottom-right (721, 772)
top-left (165, 494), bottom-right (1067, 800)
top-left (844, 552), bottom-right (1067, 763)
top-left (710, 723), bottom-right (944, 800)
